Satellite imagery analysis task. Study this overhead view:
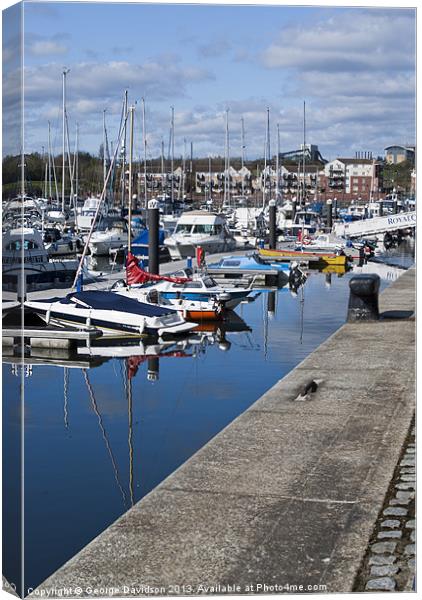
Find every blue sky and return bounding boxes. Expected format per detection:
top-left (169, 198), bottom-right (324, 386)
top-left (3, 1), bottom-right (416, 161)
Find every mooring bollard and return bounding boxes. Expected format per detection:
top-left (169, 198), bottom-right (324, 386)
top-left (269, 199), bottom-right (277, 250)
top-left (347, 274), bottom-right (380, 322)
top-left (326, 198), bottom-right (333, 231)
top-left (148, 198), bottom-right (160, 275)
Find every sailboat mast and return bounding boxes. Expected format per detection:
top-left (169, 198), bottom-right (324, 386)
top-left (208, 155), bottom-right (212, 204)
top-left (62, 68), bottom-right (69, 212)
top-left (170, 106), bottom-right (175, 207)
top-left (276, 123), bottom-right (280, 203)
top-left (128, 105), bottom-right (135, 251)
top-left (121, 89), bottom-right (128, 208)
top-left (224, 108), bottom-right (229, 207)
top-left (103, 109), bottom-right (107, 188)
top-left (241, 116), bottom-right (245, 199)
top-left (302, 100), bottom-right (306, 206)
top-left (142, 97), bottom-right (147, 209)
top-left (161, 139), bottom-right (165, 196)
top-left (267, 107), bottom-right (271, 201)
top-left (47, 123), bottom-right (52, 201)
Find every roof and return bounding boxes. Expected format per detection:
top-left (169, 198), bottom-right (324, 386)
top-left (336, 158), bottom-right (374, 165)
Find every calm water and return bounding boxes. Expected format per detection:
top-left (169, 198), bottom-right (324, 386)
top-left (2, 241), bottom-right (414, 595)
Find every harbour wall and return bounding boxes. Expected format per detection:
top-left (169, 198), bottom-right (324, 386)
top-left (31, 267), bottom-right (415, 597)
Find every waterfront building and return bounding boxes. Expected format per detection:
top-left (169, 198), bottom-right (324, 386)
top-left (384, 145), bottom-right (415, 164)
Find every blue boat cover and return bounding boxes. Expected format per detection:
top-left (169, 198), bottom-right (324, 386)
top-left (60, 291), bottom-right (175, 317)
top-left (132, 229), bottom-right (166, 246)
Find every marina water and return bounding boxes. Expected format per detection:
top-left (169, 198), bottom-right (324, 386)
top-left (2, 241), bottom-right (414, 592)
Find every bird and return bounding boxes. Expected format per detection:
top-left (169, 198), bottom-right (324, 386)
top-left (293, 379), bottom-right (324, 402)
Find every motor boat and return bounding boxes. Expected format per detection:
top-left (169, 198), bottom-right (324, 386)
top-left (113, 282), bottom-right (224, 321)
top-left (125, 252), bottom-right (251, 310)
top-left (24, 290), bottom-right (197, 337)
top-left (77, 197), bottom-right (108, 231)
top-left (88, 217), bottom-right (129, 256)
top-left (207, 253), bottom-right (290, 278)
top-left (43, 227), bottom-right (83, 256)
top-left (2, 227), bottom-right (79, 292)
top-left (163, 211), bottom-right (236, 260)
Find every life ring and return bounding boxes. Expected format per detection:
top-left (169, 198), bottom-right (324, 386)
top-left (302, 237), bottom-right (312, 245)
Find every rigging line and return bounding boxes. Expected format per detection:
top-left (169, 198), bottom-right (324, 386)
top-left (63, 367), bottom-right (69, 429)
top-left (82, 368), bottom-right (128, 508)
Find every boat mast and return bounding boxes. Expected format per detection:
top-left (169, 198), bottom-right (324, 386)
top-left (302, 100), bottom-right (306, 207)
top-left (142, 97), bottom-right (147, 209)
top-left (74, 123), bottom-right (79, 231)
top-left (224, 108), bottom-right (230, 207)
top-left (267, 107), bottom-right (271, 202)
top-left (241, 116), bottom-right (245, 199)
top-left (170, 106), bottom-right (175, 208)
top-left (181, 137), bottom-right (187, 202)
top-left (62, 67), bottom-right (70, 213)
top-left (48, 121), bottom-right (59, 204)
top-left (276, 123), bottom-right (280, 204)
top-left (208, 155), bottom-right (212, 204)
top-left (128, 105), bottom-right (135, 252)
top-left (161, 139), bottom-right (165, 197)
top-left (263, 109), bottom-right (268, 209)
top-left (121, 89), bottom-right (128, 209)
top-left (103, 109), bottom-right (107, 189)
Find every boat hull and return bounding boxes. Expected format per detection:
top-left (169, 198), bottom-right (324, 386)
top-left (258, 248), bottom-right (348, 267)
top-left (165, 239), bottom-right (236, 261)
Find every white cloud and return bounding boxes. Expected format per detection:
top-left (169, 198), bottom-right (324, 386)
top-left (261, 10), bottom-right (415, 73)
top-left (28, 40), bottom-right (68, 56)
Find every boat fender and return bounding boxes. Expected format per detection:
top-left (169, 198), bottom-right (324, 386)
top-left (68, 241), bottom-right (73, 251)
top-left (76, 239), bottom-right (82, 250)
top-left (46, 307), bottom-right (51, 325)
top-left (139, 320), bottom-right (145, 334)
top-left (86, 314), bottom-right (91, 328)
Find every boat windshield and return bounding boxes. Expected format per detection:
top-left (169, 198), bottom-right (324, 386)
top-left (175, 224), bottom-right (193, 234)
top-left (192, 224), bottom-right (222, 235)
top-left (203, 277), bottom-right (217, 288)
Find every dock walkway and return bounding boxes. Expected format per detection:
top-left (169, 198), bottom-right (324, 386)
top-left (33, 268), bottom-right (415, 596)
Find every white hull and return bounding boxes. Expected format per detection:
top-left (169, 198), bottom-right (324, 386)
top-left (166, 239), bottom-right (236, 261)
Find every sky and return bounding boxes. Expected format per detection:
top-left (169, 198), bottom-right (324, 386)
top-left (2, 1), bottom-right (417, 162)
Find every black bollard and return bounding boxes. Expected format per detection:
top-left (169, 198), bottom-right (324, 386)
top-left (326, 199), bottom-right (333, 231)
top-left (333, 198), bottom-right (338, 219)
top-left (269, 199), bottom-right (277, 250)
top-left (347, 274), bottom-right (380, 322)
top-left (147, 357), bottom-right (160, 381)
top-left (378, 201), bottom-right (383, 217)
top-left (148, 199), bottom-right (160, 275)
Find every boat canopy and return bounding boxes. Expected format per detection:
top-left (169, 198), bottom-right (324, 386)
top-left (132, 229), bottom-right (166, 246)
top-left (60, 290), bottom-right (175, 317)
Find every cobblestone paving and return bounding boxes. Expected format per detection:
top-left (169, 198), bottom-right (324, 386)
top-left (354, 420), bottom-right (415, 592)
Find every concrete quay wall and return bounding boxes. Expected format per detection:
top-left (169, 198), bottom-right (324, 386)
top-left (34, 268), bottom-right (416, 597)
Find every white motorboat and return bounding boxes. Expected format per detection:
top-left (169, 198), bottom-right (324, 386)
top-left (2, 227), bottom-right (79, 292)
top-left (88, 217), bottom-right (129, 256)
top-left (25, 290), bottom-right (197, 337)
top-left (163, 211), bottom-right (236, 260)
top-left (77, 197), bottom-right (108, 231)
